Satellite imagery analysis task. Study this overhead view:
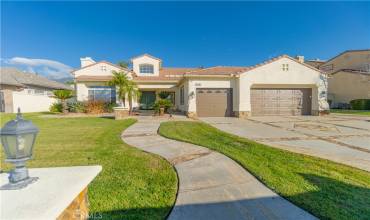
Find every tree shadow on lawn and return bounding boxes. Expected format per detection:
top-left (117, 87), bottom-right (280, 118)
top-left (91, 174), bottom-right (370, 220)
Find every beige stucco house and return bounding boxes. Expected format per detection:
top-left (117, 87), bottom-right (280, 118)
top-left (306, 49), bottom-right (370, 107)
top-left (0, 68), bottom-right (71, 113)
top-left (73, 54), bottom-right (328, 117)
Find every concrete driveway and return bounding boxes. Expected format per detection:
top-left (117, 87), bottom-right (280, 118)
top-left (200, 114), bottom-right (370, 172)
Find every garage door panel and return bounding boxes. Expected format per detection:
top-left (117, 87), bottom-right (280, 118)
top-left (251, 88), bottom-right (312, 116)
top-left (196, 88), bottom-right (233, 117)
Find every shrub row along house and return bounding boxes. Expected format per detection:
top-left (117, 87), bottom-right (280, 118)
top-left (305, 49), bottom-right (370, 108)
top-left (0, 68), bottom-right (72, 113)
top-left (73, 54), bottom-right (329, 117)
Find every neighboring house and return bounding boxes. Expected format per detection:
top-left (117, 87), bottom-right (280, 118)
top-left (0, 67), bottom-right (72, 113)
top-left (306, 49), bottom-right (370, 107)
top-left (73, 54), bottom-right (327, 117)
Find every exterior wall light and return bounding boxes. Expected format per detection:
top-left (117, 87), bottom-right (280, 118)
top-left (0, 108), bottom-right (39, 190)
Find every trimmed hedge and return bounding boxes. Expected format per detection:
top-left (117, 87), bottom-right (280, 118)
top-left (350, 99), bottom-right (370, 110)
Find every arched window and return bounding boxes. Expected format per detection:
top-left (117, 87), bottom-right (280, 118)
top-left (139, 64), bottom-right (154, 74)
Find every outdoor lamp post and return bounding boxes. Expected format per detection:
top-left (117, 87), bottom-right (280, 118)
top-left (0, 108), bottom-right (39, 190)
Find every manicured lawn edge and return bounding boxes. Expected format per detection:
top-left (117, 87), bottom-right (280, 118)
top-left (158, 121), bottom-right (370, 220)
top-left (1, 114), bottom-right (178, 220)
top-left (121, 141), bottom-right (180, 220)
top-left (330, 109), bottom-right (370, 116)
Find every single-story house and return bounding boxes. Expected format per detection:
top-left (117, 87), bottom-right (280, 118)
top-left (73, 54), bottom-right (328, 117)
top-left (0, 67), bottom-right (72, 113)
top-left (305, 49), bottom-right (370, 107)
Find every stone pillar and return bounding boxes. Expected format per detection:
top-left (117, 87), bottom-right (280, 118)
top-left (114, 107), bottom-right (129, 120)
top-left (187, 111), bottom-right (197, 119)
top-left (57, 188), bottom-right (89, 220)
top-left (234, 111), bottom-right (250, 119)
top-left (319, 110), bottom-right (330, 116)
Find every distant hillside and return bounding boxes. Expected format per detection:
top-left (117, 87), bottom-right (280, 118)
top-left (51, 76), bottom-right (74, 84)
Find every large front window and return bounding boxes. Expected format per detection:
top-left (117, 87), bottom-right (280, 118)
top-left (88, 86), bottom-right (116, 103)
top-left (139, 64), bottom-right (154, 74)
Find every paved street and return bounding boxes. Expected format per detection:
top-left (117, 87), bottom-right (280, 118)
top-left (201, 114), bottom-right (370, 172)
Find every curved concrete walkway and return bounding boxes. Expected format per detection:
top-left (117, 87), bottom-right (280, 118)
top-left (122, 117), bottom-right (316, 220)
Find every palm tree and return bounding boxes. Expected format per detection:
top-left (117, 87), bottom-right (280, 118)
top-left (117, 61), bottom-right (129, 69)
top-left (53, 90), bottom-right (73, 114)
top-left (126, 80), bottom-right (141, 114)
top-left (108, 71), bottom-right (140, 114)
top-left (108, 71), bottom-right (130, 107)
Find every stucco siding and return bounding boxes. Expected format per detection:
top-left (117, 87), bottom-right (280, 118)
top-left (238, 57), bottom-right (326, 113)
top-left (186, 78), bottom-right (237, 112)
top-left (320, 50), bottom-right (370, 73)
top-left (12, 91), bottom-right (57, 113)
top-left (132, 56), bottom-right (161, 76)
top-left (328, 71), bottom-right (370, 104)
top-left (74, 62), bottom-right (131, 78)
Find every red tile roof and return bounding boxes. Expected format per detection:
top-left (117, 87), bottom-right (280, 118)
top-left (75, 55), bottom-right (323, 83)
top-left (75, 75), bottom-right (113, 82)
top-left (183, 66), bottom-right (249, 76)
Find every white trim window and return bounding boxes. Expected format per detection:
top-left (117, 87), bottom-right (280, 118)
top-left (139, 64), bottom-right (154, 74)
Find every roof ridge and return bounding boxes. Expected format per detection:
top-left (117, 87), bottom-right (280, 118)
top-left (324, 49), bottom-right (370, 64)
top-left (130, 53), bottom-right (162, 62)
top-left (71, 60), bottom-right (131, 73)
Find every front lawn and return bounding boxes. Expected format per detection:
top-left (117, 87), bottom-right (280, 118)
top-left (159, 121), bottom-right (370, 220)
top-left (0, 113), bottom-right (177, 220)
top-left (330, 109), bottom-right (370, 115)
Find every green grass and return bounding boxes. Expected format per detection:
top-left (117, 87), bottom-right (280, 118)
top-left (159, 121), bottom-right (370, 220)
top-left (330, 109), bottom-right (370, 115)
top-left (0, 113), bottom-right (177, 220)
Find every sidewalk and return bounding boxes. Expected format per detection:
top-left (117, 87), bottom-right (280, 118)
top-left (122, 117), bottom-right (316, 220)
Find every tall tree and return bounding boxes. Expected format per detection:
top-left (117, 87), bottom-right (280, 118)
top-left (53, 90), bottom-right (73, 114)
top-left (108, 71), bottom-right (130, 107)
top-left (126, 80), bottom-right (141, 114)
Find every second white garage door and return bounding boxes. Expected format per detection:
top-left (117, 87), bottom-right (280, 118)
top-left (251, 88), bottom-right (312, 116)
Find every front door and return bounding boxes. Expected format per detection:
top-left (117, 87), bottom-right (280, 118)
top-left (140, 91), bottom-right (156, 110)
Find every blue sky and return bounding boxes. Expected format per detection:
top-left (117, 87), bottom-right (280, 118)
top-left (1, 1), bottom-right (370, 80)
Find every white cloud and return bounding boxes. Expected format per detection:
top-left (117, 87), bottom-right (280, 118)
top-left (2, 57), bottom-right (73, 80)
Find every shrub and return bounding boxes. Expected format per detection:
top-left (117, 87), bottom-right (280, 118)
top-left (85, 100), bottom-right (105, 114)
top-left (350, 99), bottom-right (370, 110)
top-left (153, 99), bottom-right (173, 113)
top-left (158, 91), bottom-right (171, 99)
top-left (105, 102), bottom-right (118, 113)
top-left (68, 102), bottom-right (86, 113)
top-left (50, 103), bottom-right (63, 113)
top-left (53, 90), bottom-right (74, 114)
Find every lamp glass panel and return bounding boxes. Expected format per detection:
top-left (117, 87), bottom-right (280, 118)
top-left (15, 133), bottom-right (35, 159)
top-left (1, 135), bottom-right (17, 159)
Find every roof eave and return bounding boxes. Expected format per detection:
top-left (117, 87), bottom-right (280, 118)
top-left (133, 80), bottom-right (179, 83)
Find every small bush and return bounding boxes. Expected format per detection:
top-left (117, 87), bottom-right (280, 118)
top-left (68, 102), bottom-right (86, 113)
top-left (105, 102), bottom-right (118, 113)
top-left (350, 99), bottom-right (370, 110)
top-left (158, 91), bottom-right (171, 99)
top-left (153, 99), bottom-right (173, 113)
top-left (50, 103), bottom-right (62, 113)
top-left (85, 100), bottom-right (105, 114)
